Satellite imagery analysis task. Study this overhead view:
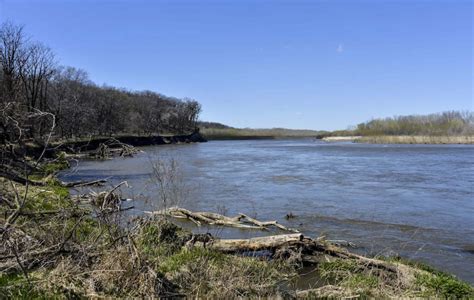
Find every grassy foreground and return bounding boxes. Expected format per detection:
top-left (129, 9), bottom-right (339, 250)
top-left (1, 161), bottom-right (473, 298)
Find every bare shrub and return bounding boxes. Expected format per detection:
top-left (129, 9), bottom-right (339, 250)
top-left (150, 157), bottom-right (188, 210)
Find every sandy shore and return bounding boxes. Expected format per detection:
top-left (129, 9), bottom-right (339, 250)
top-left (322, 136), bottom-right (362, 142)
top-left (356, 135), bottom-right (474, 144)
top-left (323, 135), bottom-right (474, 144)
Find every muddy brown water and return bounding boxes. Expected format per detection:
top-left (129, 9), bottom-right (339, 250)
top-left (59, 139), bottom-right (474, 284)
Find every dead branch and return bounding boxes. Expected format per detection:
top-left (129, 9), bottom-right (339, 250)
top-left (146, 207), bottom-right (299, 233)
top-left (60, 178), bottom-right (107, 188)
top-left (188, 232), bottom-right (409, 275)
top-left (86, 181), bottom-right (128, 211)
top-left (205, 233), bottom-right (303, 252)
top-left (94, 139), bottom-right (141, 159)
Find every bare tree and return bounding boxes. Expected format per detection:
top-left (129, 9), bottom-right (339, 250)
top-left (1, 21), bottom-right (203, 142)
top-left (0, 22), bottom-right (25, 103)
top-left (15, 43), bottom-right (55, 138)
top-left (17, 42), bottom-right (56, 111)
top-left (49, 66), bottom-right (90, 137)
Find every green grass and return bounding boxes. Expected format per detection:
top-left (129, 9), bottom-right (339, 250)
top-left (319, 259), bottom-right (360, 280)
top-left (67, 217), bottom-right (104, 243)
top-left (137, 219), bottom-right (191, 257)
top-left (40, 153), bottom-right (69, 175)
top-left (2, 168), bottom-right (473, 298)
top-left (2, 160), bottom-right (72, 213)
top-left (374, 256), bottom-right (474, 298)
top-left (22, 180), bottom-right (70, 211)
top-left (0, 274), bottom-right (28, 299)
top-left (344, 273), bottom-right (379, 289)
top-left (416, 272), bottom-right (474, 298)
top-left (0, 273), bottom-right (61, 299)
top-left (313, 259), bottom-right (383, 297)
top-left (159, 247), bottom-right (227, 273)
top-left (161, 247), bottom-right (288, 297)
top-left (0, 175), bottom-right (71, 214)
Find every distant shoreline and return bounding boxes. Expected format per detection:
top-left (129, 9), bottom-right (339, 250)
top-left (201, 127), bottom-right (321, 140)
top-left (25, 132), bottom-right (207, 158)
top-left (203, 130), bottom-right (474, 144)
top-left (356, 135), bottom-right (474, 144)
top-left (200, 111), bottom-right (474, 144)
top-left (324, 135), bottom-right (474, 144)
top-left (322, 136), bottom-right (362, 142)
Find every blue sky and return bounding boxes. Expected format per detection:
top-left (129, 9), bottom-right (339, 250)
top-left (1, 0), bottom-right (472, 130)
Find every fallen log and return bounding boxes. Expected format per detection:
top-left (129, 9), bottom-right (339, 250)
top-left (238, 213), bottom-right (296, 232)
top-left (146, 207), bottom-right (300, 233)
top-left (60, 178), bottom-right (107, 187)
top-left (206, 233), bottom-right (303, 253)
top-left (188, 233), bottom-right (411, 276)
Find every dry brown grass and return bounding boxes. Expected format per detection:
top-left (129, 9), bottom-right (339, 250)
top-left (162, 247), bottom-right (291, 298)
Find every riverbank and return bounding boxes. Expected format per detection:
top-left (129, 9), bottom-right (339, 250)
top-left (322, 136), bottom-right (362, 142)
top-left (1, 174), bottom-right (472, 298)
top-left (2, 151), bottom-right (473, 297)
top-left (322, 135), bottom-right (474, 144)
top-left (23, 132), bottom-right (207, 158)
top-left (356, 135), bottom-right (474, 144)
top-left (203, 128), bottom-right (474, 144)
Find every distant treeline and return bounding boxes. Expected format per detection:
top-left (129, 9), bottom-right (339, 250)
top-left (328, 111), bottom-right (474, 137)
top-left (0, 22), bottom-right (201, 145)
top-left (198, 121), bottom-right (232, 130)
top-left (199, 122), bottom-right (323, 140)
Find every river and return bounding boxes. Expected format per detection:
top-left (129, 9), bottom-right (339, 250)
top-left (59, 139), bottom-right (474, 284)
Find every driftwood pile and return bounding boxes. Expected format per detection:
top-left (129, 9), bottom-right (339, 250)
top-left (147, 207), bottom-right (299, 232)
top-left (71, 181), bottom-right (133, 212)
top-left (60, 178), bottom-right (107, 188)
top-left (144, 207), bottom-right (402, 276)
top-left (95, 138), bottom-right (141, 159)
top-left (186, 232), bottom-right (409, 278)
top-left (145, 207), bottom-right (383, 269)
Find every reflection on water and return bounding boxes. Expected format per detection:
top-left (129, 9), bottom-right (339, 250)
top-left (59, 139), bottom-right (474, 284)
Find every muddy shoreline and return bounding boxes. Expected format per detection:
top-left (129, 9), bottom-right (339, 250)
top-left (24, 132), bottom-right (207, 158)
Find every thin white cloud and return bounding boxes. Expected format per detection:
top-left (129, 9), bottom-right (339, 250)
top-left (336, 44), bottom-right (344, 53)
